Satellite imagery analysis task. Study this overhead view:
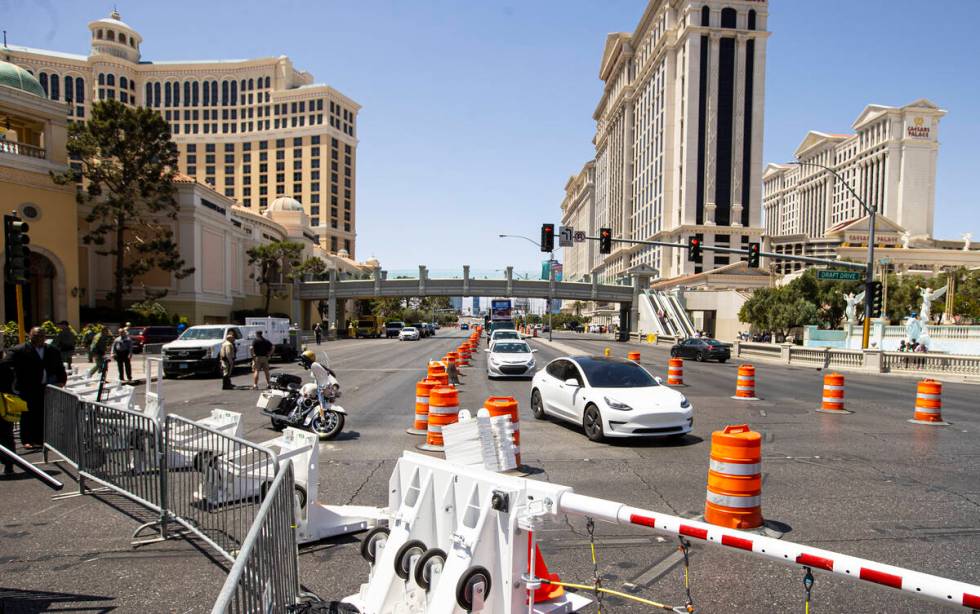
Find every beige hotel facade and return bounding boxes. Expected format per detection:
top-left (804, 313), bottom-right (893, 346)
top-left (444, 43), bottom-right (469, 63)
top-left (2, 10), bottom-right (359, 257)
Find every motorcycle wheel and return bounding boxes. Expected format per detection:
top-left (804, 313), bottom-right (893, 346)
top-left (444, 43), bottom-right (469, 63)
top-left (311, 411), bottom-right (345, 440)
top-left (270, 417), bottom-right (286, 431)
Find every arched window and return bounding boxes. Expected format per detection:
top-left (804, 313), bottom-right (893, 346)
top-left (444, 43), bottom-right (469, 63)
top-left (230, 80), bottom-right (237, 106)
top-left (98, 73), bottom-right (105, 85)
top-left (65, 76), bottom-right (74, 102)
top-left (50, 75), bottom-right (59, 100)
top-left (153, 82), bottom-right (160, 107)
top-left (97, 29), bottom-right (104, 39)
top-left (248, 78), bottom-right (254, 90)
top-left (164, 82), bottom-right (171, 106)
top-left (172, 81), bottom-right (180, 105)
top-left (106, 73), bottom-right (115, 87)
top-left (184, 81), bottom-right (191, 106)
top-left (264, 76), bottom-right (270, 88)
top-left (120, 76), bottom-right (128, 90)
top-left (39, 72), bottom-right (48, 95)
top-left (130, 38), bottom-right (136, 48)
top-left (107, 30), bottom-right (115, 41)
top-left (701, 5), bottom-right (710, 26)
top-left (192, 81), bottom-right (199, 106)
top-left (748, 9), bottom-right (756, 30)
top-left (222, 80), bottom-right (229, 105)
top-left (119, 34), bottom-right (127, 45)
top-left (240, 79), bottom-right (246, 94)
top-left (76, 77), bottom-right (85, 103)
top-left (203, 80), bottom-right (210, 106)
top-left (211, 81), bottom-right (218, 106)
top-left (721, 7), bottom-right (736, 28)
top-left (146, 82), bottom-right (152, 106)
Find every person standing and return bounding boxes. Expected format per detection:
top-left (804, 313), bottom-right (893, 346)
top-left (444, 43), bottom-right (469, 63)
top-left (313, 322), bottom-right (323, 345)
top-left (89, 325), bottom-right (110, 377)
top-left (446, 358), bottom-right (461, 386)
top-left (0, 346), bottom-right (16, 474)
top-left (250, 331), bottom-right (273, 390)
top-left (112, 329), bottom-right (134, 382)
top-left (220, 332), bottom-right (236, 390)
top-left (10, 327), bottom-right (67, 448)
top-left (54, 321), bottom-right (76, 369)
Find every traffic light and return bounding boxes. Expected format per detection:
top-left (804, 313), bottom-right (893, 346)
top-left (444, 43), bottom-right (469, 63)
top-left (687, 236), bottom-right (702, 262)
top-left (540, 223), bottom-right (554, 252)
top-left (4, 213), bottom-right (30, 283)
top-left (747, 242), bottom-right (761, 268)
top-left (869, 280), bottom-right (883, 318)
top-left (599, 227), bottom-right (612, 254)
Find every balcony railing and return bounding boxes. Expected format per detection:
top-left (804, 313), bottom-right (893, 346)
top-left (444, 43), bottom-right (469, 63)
top-left (0, 140), bottom-right (46, 160)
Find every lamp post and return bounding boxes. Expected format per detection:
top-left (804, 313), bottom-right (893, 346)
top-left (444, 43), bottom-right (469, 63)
top-left (499, 234), bottom-right (555, 341)
top-left (789, 160), bottom-right (876, 349)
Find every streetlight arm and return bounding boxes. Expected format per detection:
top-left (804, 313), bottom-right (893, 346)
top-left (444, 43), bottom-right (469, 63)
top-left (790, 160), bottom-right (874, 218)
top-left (498, 234), bottom-right (542, 249)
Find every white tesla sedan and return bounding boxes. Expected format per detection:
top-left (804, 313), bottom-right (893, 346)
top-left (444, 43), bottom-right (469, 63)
top-left (530, 355), bottom-right (693, 442)
top-left (486, 340), bottom-right (536, 379)
top-left (399, 326), bottom-right (420, 341)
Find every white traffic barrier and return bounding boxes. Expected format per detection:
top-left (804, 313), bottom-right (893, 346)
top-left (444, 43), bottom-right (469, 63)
top-left (346, 452), bottom-right (980, 613)
top-left (443, 409), bottom-right (517, 472)
top-left (143, 356), bottom-right (165, 420)
top-left (344, 451), bottom-right (590, 614)
top-left (196, 427), bottom-right (383, 544)
top-left (166, 409), bottom-right (243, 469)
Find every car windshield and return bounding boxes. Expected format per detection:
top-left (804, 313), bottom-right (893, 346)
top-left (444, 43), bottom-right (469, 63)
top-left (402, 327), bottom-right (417, 332)
top-left (493, 342), bottom-right (530, 354)
top-left (704, 339), bottom-right (725, 346)
top-left (179, 328), bottom-right (225, 340)
top-left (575, 357), bottom-right (658, 388)
top-left (493, 331), bottom-right (519, 339)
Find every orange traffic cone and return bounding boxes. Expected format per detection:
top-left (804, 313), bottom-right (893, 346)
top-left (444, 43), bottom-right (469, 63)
top-left (627, 351), bottom-right (641, 361)
top-left (527, 537), bottom-right (564, 603)
top-left (909, 379), bottom-right (950, 426)
top-left (731, 364), bottom-right (759, 401)
top-left (667, 357), bottom-right (686, 386)
top-left (816, 372), bottom-right (851, 414)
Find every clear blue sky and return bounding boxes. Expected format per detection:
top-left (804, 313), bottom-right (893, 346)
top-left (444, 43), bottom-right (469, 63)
top-left (5, 1), bottom-right (979, 272)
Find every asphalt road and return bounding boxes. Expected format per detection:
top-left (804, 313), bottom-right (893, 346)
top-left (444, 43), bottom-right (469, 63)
top-left (2, 329), bottom-right (978, 613)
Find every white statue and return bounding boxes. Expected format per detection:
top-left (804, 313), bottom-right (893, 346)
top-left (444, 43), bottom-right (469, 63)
top-left (900, 231), bottom-right (912, 249)
top-left (905, 315), bottom-right (923, 343)
top-left (963, 232), bottom-right (972, 251)
top-left (844, 291), bottom-right (865, 324)
top-left (918, 286), bottom-right (947, 322)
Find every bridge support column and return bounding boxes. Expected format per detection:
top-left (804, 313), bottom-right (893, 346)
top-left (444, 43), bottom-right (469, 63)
top-left (327, 269), bottom-right (338, 341)
top-left (619, 303), bottom-right (631, 341)
top-left (463, 265), bottom-right (470, 296)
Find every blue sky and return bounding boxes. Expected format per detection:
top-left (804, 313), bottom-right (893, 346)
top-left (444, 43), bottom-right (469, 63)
top-left (5, 1), bottom-right (979, 272)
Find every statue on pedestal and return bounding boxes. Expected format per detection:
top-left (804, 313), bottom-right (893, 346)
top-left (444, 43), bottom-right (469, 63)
top-left (900, 231), bottom-right (912, 249)
top-left (963, 232), bottom-right (973, 251)
top-left (918, 286), bottom-right (947, 323)
top-left (844, 291), bottom-right (865, 324)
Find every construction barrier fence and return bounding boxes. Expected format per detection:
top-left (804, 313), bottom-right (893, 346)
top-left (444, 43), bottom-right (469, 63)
top-left (210, 461), bottom-right (301, 614)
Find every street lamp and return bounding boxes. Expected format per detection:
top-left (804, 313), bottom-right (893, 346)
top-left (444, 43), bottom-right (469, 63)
top-left (498, 234), bottom-right (555, 341)
top-left (788, 160), bottom-right (876, 349)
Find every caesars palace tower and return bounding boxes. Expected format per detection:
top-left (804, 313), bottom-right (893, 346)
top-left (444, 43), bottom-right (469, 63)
top-left (583, 0), bottom-right (769, 281)
top-left (3, 10), bottom-right (359, 257)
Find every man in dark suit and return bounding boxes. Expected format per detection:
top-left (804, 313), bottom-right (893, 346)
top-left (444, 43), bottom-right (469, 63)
top-left (10, 326), bottom-right (67, 448)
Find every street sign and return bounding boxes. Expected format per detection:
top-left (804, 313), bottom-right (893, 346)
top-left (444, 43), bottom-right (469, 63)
top-left (573, 231), bottom-right (586, 243)
top-left (816, 270), bottom-right (862, 281)
top-left (558, 226), bottom-right (574, 247)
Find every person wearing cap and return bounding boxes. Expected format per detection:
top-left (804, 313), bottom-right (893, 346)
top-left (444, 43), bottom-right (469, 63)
top-left (220, 332), bottom-right (236, 390)
top-left (54, 321), bottom-right (75, 368)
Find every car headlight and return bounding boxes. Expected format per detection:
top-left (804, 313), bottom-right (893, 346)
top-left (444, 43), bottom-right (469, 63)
top-left (679, 395), bottom-right (691, 409)
top-left (604, 396), bottom-right (632, 411)
top-left (527, 358), bottom-right (535, 367)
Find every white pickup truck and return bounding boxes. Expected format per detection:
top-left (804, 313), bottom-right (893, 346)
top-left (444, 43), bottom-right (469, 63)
top-left (162, 318), bottom-right (296, 378)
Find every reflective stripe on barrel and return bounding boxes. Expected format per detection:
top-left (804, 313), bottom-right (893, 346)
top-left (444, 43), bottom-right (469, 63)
top-left (667, 357), bottom-right (684, 385)
top-left (412, 379), bottom-right (438, 433)
top-left (425, 386), bottom-right (460, 448)
top-left (427, 361), bottom-right (448, 386)
top-left (484, 395), bottom-right (521, 466)
top-left (705, 424), bottom-right (763, 529)
top-left (820, 372), bottom-right (846, 411)
top-left (913, 379), bottom-right (944, 422)
top-left (734, 364), bottom-right (756, 398)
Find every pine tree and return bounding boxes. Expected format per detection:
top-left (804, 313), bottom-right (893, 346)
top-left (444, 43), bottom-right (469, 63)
top-left (52, 100), bottom-right (193, 312)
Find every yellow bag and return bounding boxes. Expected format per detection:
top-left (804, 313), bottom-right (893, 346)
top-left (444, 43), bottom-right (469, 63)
top-left (0, 393), bottom-right (28, 423)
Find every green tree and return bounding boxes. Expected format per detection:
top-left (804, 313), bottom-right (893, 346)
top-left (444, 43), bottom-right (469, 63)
top-left (53, 100), bottom-right (194, 311)
top-left (371, 297), bottom-right (406, 322)
top-left (294, 256), bottom-right (328, 280)
top-left (246, 240), bottom-right (304, 314)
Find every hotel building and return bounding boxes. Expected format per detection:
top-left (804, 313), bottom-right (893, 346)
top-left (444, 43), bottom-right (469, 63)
top-left (2, 10), bottom-right (359, 257)
top-left (583, 0), bottom-right (769, 283)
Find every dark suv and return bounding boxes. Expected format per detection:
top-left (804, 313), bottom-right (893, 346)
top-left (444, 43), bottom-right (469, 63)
top-left (385, 321), bottom-right (405, 338)
top-left (128, 325), bottom-right (180, 353)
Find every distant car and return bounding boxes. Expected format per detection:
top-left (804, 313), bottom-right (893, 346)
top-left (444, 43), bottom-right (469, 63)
top-left (399, 327), bottom-right (421, 341)
top-left (408, 322), bottom-right (429, 338)
top-left (541, 325), bottom-right (551, 333)
top-left (670, 338), bottom-right (731, 363)
top-left (385, 321), bottom-right (405, 338)
top-left (460, 323), bottom-right (470, 330)
top-left (422, 323), bottom-right (436, 337)
top-left (487, 340), bottom-right (537, 379)
top-left (488, 329), bottom-right (522, 346)
top-left (128, 325), bottom-right (180, 353)
top-left (433, 322), bottom-right (441, 330)
top-left (567, 322), bottom-right (584, 333)
top-left (530, 356), bottom-right (693, 442)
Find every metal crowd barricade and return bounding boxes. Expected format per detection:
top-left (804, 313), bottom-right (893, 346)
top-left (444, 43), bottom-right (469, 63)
top-left (163, 414), bottom-right (280, 561)
top-left (210, 462), bottom-right (301, 614)
top-left (43, 386), bottom-right (82, 468)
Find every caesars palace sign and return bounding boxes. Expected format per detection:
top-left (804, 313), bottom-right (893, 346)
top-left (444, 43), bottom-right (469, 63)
top-left (907, 116), bottom-right (930, 139)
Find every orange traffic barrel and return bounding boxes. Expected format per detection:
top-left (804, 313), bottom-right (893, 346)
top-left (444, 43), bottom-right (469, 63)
top-left (816, 372), bottom-right (851, 414)
top-left (446, 351), bottom-right (460, 367)
top-left (457, 346), bottom-right (471, 366)
top-left (731, 364), bottom-right (759, 400)
top-left (484, 396), bottom-right (521, 466)
top-left (627, 351), bottom-right (641, 361)
top-left (909, 379), bottom-right (950, 426)
top-left (417, 386), bottom-right (460, 452)
top-left (427, 361), bottom-right (448, 386)
top-left (667, 357), bottom-right (685, 386)
top-left (407, 379), bottom-right (438, 435)
top-left (704, 424), bottom-right (763, 529)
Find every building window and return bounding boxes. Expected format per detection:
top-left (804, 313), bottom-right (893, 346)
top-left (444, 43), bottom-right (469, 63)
top-left (701, 5), bottom-right (710, 26)
top-left (748, 9), bottom-right (757, 30)
top-left (721, 7), bottom-right (736, 28)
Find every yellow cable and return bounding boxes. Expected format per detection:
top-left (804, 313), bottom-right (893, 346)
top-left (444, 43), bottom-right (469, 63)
top-left (541, 579), bottom-right (674, 611)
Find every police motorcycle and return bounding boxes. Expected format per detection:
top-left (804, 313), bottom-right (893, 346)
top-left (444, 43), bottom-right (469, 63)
top-left (257, 350), bottom-right (346, 439)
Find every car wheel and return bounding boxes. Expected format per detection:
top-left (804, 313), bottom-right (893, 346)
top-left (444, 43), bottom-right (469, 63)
top-left (718, 358), bottom-right (727, 364)
top-left (530, 389), bottom-right (546, 420)
top-left (695, 351), bottom-right (705, 362)
top-left (583, 404), bottom-right (605, 442)
top-left (670, 350), bottom-right (677, 358)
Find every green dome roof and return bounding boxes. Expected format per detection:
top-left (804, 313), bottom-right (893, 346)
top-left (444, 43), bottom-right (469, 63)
top-left (0, 61), bottom-right (45, 97)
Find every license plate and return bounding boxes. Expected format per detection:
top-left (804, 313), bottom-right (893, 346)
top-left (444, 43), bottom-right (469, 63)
top-left (179, 363), bottom-right (188, 369)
